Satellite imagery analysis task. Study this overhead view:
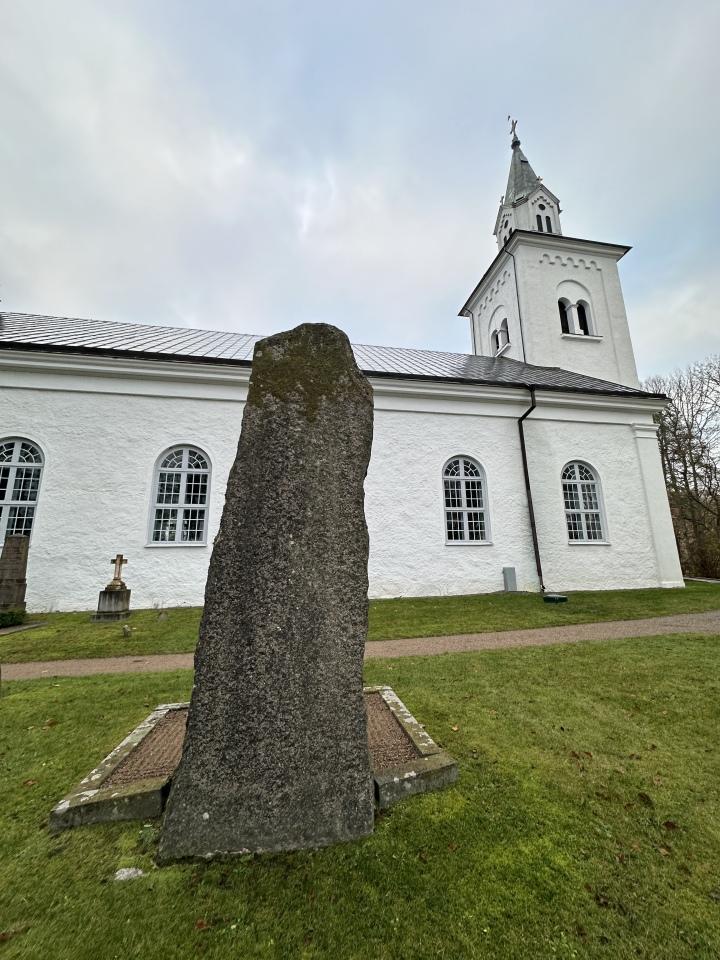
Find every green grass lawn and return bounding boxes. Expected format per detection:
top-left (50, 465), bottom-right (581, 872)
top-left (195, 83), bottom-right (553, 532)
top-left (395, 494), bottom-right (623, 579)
top-left (1, 634), bottom-right (719, 958)
top-left (3, 580), bottom-right (720, 664)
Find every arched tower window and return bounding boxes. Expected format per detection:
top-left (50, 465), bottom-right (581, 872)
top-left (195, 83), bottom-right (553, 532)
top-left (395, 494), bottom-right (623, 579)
top-left (499, 318), bottom-right (509, 348)
top-left (0, 438), bottom-right (44, 540)
top-left (577, 302), bottom-right (590, 336)
top-left (536, 214), bottom-right (544, 232)
top-left (562, 462), bottom-right (605, 541)
top-left (545, 216), bottom-right (552, 233)
top-left (443, 457), bottom-right (489, 542)
top-left (558, 300), bottom-right (570, 334)
top-left (150, 446), bottom-right (211, 544)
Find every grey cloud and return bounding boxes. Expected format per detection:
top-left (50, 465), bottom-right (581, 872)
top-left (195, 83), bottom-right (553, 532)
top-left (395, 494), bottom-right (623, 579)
top-left (0, 0), bottom-right (718, 372)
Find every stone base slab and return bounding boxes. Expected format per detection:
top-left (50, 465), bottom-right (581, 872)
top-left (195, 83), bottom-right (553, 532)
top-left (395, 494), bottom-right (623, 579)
top-left (366, 685), bottom-right (458, 809)
top-left (50, 689), bottom-right (456, 832)
top-left (50, 702), bottom-right (187, 831)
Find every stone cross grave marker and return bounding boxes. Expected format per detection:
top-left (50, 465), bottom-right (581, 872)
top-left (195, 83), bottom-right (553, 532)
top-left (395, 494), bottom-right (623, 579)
top-left (158, 322), bottom-right (375, 862)
top-left (92, 554), bottom-right (131, 622)
top-left (109, 554), bottom-right (128, 588)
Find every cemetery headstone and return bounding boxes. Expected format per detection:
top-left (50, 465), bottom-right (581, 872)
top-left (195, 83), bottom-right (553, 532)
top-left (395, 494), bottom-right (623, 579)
top-left (92, 554), bottom-right (131, 621)
top-left (158, 323), bottom-right (375, 862)
top-left (0, 535), bottom-right (30, 612)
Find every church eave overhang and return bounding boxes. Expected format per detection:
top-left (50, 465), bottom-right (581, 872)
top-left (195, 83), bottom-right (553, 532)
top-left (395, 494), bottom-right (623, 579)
top-left (458, 231), bottom-right (632, 316)
top-left (0, 342), bottom-right (665, 406)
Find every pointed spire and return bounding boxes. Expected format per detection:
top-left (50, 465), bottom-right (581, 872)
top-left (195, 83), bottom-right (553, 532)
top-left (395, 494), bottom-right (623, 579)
top-left (504, 123), bottom-right (542, 205)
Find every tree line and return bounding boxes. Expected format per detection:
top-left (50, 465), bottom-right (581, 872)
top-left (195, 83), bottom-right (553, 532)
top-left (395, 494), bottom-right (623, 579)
top-left (645, 356), bottom-right (720, 579)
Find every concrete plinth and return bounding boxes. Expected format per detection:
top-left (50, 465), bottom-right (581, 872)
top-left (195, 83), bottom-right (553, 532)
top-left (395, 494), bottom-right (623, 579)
top-left (92, 589), bottom-right (131, 621)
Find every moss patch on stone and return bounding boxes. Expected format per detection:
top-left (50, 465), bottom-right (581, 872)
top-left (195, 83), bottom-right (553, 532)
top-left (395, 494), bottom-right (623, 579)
top-left (247, 323), bottom-right (372, 422)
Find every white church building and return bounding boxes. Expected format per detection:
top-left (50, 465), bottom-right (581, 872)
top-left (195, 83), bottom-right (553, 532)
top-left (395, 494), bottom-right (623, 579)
top-left (0, 133), bottom-right (683, 612)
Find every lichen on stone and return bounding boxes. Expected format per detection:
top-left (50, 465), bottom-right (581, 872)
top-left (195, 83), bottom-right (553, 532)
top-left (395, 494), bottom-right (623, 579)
top-left (247, 323), bottom-right (371, 422)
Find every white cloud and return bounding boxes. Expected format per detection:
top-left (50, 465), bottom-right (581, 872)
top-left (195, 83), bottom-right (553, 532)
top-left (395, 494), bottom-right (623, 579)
top-left (0, 0), bottom-right (718, 369)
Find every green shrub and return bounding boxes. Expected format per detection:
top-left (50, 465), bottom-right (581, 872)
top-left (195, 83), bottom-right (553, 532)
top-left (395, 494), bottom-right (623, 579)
top-left (0, 608), bottom-right (26, 629)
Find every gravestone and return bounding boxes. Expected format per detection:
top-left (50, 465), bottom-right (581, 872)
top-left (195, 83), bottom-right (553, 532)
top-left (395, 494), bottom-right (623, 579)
top-left (0, 535), bottom-right (30, 611)
top-left (92, 554), bottom-right (131, 621)
top-left (158, 323), bottom-right (375, 862)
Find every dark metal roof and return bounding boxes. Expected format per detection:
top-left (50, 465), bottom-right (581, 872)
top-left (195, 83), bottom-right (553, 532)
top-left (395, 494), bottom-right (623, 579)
top-left (0, 311), bottom-right (660, 400)
top-left (505, 135), bottom-right (546, 205)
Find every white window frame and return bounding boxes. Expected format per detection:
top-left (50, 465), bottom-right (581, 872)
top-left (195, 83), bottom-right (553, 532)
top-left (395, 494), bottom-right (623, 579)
top-left (442, 456), bottom-right (492, 545)
top-left (0, 437), bottom-right (45, 543)
top-left (561, 460), bottom-right (609, 544)
top-left (147, 445), bottom-right (212, 547)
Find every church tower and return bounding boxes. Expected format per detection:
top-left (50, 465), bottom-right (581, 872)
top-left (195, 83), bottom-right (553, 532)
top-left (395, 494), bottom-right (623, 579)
top-left (460, 126), bottom-right (640, 388)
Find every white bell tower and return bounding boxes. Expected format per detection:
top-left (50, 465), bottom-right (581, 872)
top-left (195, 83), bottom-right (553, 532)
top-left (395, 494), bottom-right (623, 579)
top-left (460, 124), bottom-right (640, 388)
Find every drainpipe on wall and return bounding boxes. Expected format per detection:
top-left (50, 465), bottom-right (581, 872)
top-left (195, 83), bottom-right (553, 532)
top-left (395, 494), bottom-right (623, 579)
top-left (504, 247), bottom-right (528, 363)
top-left (518, 386), bottom-right (545, 593)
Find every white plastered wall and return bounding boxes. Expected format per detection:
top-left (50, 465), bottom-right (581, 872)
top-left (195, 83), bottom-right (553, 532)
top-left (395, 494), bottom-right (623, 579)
top-left (520, 401), bottom-right (683, 591)
top-left (0, 351), bottom-right (683, 611)
top-left (514, 241), bottom-right (640, 387)
top-left (467, 237), bottom-right (640, 390)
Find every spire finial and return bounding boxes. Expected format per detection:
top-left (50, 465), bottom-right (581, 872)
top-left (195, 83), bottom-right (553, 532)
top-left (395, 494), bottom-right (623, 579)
top-left (508, 117), bottom-right (520, 146)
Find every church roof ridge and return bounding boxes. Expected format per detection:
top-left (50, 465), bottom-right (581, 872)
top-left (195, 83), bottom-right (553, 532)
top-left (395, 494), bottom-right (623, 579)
top-left (0, 311), bottom-right (661, 400)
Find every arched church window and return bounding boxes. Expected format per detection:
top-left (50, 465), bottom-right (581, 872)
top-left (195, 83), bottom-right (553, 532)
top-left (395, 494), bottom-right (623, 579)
top-left (562, 462), bottom-right (606, 541)
top-left (443, 457), bottom-right (489, 542)
top-left (577, 302), bottom-right (590, 335)
top-left (150, 446), bottom-right (211, 544)
top-left (545, 216), bottom-right (552, 233)
top-left (558, 300), bottom-right (570, 334)
top-left (536, 214), bottom-right (544, 232)
top-left (0, 438), bottom-right (44, 541)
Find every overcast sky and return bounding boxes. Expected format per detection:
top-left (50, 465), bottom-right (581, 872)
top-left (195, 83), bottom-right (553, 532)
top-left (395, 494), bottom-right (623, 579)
top-left (1, 0), bottom-right (718, 378)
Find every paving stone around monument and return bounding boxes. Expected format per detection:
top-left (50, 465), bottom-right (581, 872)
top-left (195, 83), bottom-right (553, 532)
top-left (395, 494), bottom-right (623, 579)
top-left (50, 688), bottom-right (457, 832)
top-left (50, 702), bottom-right (189, 831)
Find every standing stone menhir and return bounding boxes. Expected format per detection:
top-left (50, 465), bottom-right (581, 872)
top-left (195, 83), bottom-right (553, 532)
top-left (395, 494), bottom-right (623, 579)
top-left (158, 323), bottom-right (375, 862)
top-left (0, 535), bottom-right (30, 612)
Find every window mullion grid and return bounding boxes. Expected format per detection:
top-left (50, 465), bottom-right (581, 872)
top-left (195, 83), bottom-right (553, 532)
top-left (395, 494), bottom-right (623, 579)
top-left (461, 476), bottom-right (470, 541)
top-left (179, 467), bottom-right (187, 541)
top-left (575, 481), bottom-right (587, 540)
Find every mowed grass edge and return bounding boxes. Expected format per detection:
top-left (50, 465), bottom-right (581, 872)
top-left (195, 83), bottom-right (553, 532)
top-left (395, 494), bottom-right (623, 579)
top-left (0, 632), bottom-right (719, 958)
top-left (2, 580), bottom-right (720, 663)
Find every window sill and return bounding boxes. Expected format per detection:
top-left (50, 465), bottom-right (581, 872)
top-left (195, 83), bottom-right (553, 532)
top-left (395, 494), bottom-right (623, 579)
top-left (494, 342), bottom-right (511, 357)
top-left (561, 333), bottom-right (602, 342)
top-left (144, 542), bottom-right (208, 548)
top-left (445, 540), bottom-right (494, 547)
top-left (567, 540), bottom-right (611, 546)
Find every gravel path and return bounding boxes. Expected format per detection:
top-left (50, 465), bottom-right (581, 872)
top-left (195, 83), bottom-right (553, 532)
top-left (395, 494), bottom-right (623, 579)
top-left (3, 610), bottom-right (720, 681)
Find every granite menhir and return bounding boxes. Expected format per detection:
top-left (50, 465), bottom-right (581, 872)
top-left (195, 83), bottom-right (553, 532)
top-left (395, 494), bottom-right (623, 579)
top-left (158, 323), bottom-right (375, 862)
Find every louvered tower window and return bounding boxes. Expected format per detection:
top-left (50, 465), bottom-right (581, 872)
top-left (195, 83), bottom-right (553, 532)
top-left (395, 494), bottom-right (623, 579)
top-left (558, 300), bottom-right (570, 334)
